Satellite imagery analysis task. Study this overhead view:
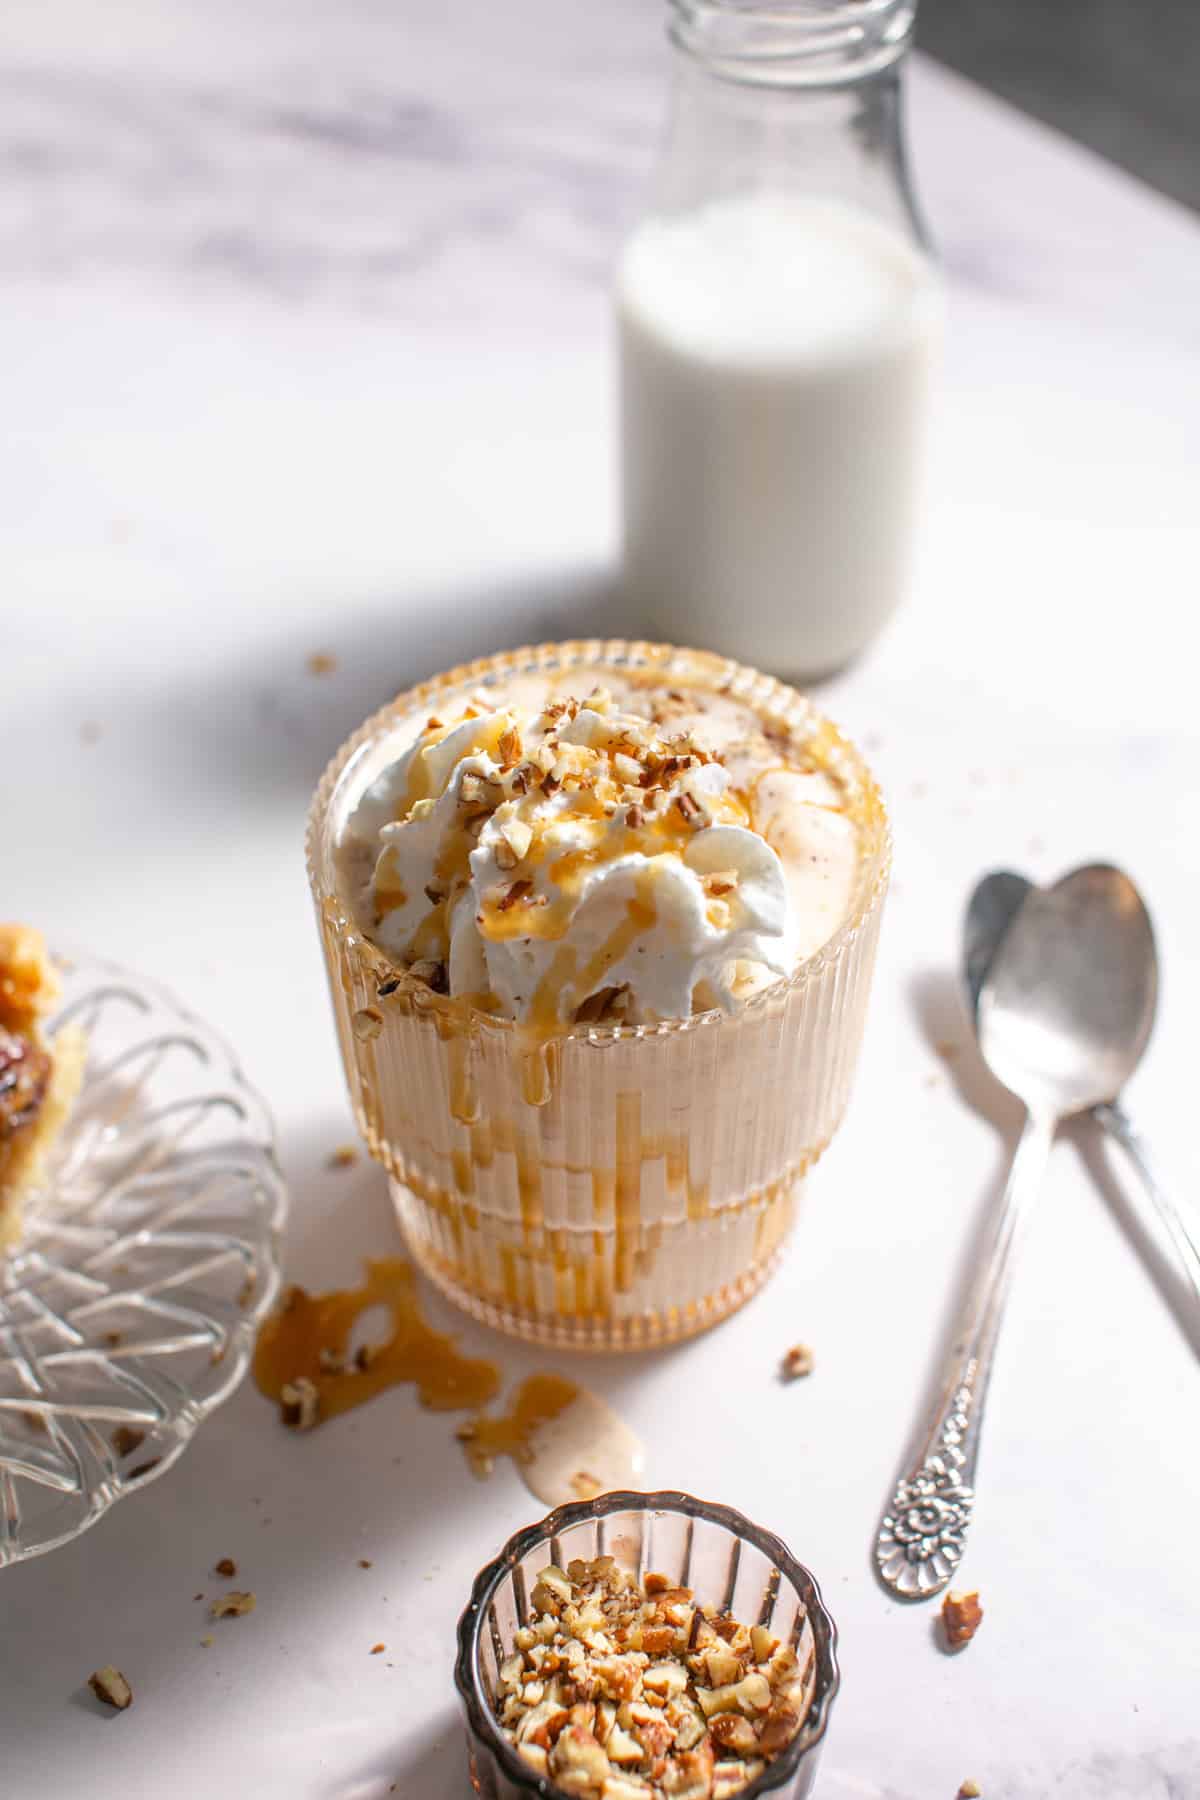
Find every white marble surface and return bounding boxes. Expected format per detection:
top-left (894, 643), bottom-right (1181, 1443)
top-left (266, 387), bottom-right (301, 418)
top-left (3, 3), bottom-right (1200, 1796)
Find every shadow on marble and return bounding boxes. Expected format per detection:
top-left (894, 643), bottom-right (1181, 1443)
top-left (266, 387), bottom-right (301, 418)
top-left (66, 1683), bottom-right (120, 1721)
top-left (324, 1710), bottom-right (465, 1800)
top-left (1066, 1117), bottom-right (1200, 1365)
top-left (907, 966), bottom-right (1024, 1138)
top-left (144, 561), bottom-right (635, 808)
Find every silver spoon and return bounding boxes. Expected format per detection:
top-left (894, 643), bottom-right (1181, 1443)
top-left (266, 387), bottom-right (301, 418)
top-left (874, 864), bottom-right (1158, 1599)
top-left (965, 866), bottom-right (1200, 1326)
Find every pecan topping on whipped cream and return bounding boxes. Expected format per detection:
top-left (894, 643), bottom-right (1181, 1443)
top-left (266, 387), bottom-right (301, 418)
top-left (342, 678), bottom-right (857, 1028)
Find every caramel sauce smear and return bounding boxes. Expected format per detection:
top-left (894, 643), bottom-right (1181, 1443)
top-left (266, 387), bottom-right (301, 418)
top-left (456, 1373), bottom-right (580, 1478)
top-left (253, 1256), bottom-right (499, 1420)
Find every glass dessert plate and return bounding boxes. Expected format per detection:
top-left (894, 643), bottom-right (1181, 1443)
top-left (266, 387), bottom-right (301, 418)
top-left (0, 952), bottom-right (287, 1567)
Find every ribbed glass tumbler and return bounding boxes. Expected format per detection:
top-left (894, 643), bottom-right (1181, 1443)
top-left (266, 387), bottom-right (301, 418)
top-left (307, 640), bottom-right (889, 1349)
top-left (455, 1490), bottom-right (840, 1800)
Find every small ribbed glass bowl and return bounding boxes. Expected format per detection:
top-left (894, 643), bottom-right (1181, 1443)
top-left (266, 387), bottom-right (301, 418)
top-left (455, 1489), bottom-right (839, 1800)
top-left (307, 640), bottom-right (889, 1350)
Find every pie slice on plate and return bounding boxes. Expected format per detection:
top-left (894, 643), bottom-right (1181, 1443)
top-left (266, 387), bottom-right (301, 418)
top-left (0, 924), bottom-right (86, 1250)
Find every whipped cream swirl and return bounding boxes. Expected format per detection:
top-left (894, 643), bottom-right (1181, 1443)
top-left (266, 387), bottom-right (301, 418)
top-left (346, 690), bottom-right (803, 1027)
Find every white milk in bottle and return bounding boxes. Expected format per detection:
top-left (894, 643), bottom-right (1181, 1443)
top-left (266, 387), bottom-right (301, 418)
top-left (618, 0), bottom-right (941, 679)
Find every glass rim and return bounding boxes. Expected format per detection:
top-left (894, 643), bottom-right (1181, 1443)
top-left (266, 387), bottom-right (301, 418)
top-left (454, 1487), bottom-right (841, 1799)
top-left (666, 0), bottom-right (917, 86)
top-left (306, 638), bottom-right (890, 1046)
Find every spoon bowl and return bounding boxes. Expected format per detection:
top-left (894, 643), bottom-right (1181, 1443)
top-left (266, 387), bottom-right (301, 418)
top-left (978, 864), bottom-right (1158, 1119)
top-left (965, 861), bottom-right (1200, 1350)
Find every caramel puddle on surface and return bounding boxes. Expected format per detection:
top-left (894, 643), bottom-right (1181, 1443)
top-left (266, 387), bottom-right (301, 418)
top-left (459, 1374), bottom-right (645, 1507)
top-left (253, 1256), bottom-right (500, 1418)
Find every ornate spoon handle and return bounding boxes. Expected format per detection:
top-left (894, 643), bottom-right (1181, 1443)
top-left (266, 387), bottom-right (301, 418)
top-left (1094, 1101), bottom-right (1200, 1313)
top-left (875, 1108), bottom-right (1056, 1599)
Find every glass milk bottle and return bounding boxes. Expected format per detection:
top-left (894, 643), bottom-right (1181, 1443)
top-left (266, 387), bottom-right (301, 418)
top-left (617, 0), bottom-right (941, 679)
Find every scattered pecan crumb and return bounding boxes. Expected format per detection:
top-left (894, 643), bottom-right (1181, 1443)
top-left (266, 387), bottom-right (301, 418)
top-left (328, 1143), bottom-right (359, 1170)
top-left (193, 1593), bottom-right (203, 1602)
top-left (957, 1783), bottom-right (982, 1799)
top-left (128, 1458), bottom-right (160, 1479)
top-left (111, 1426), bottom-right (145, 1459)
top-left (674, 791), bottom-right (705, 827)
top-left (214, 1558), bottom-right (237, 1579)
top-left (200, 1636), bottom-right (215, 1649)
top-left (104, 1331), bottom-right (124, 1348)
top-left (780, 1344), bottom-right (814, 1381)
top-left (211, 1591), bottom-right (256, 1620)
top-left (306, 651), bottom-right (337, 676)
top-left (358, 1559), bottom-right (373, 1569)
top-left (370, 1643), bottom-right (385, 1655)
top-left (88, 1666), bottom-right (132, 1711)
top-left (280, 1377), bottom-right (320, 1430)
top-left (942, 1590), bottom-right (983, 1649)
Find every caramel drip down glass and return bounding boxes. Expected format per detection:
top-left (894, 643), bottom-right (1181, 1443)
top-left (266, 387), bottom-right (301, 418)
top-left (306, 641), bottom-right (889, 1349)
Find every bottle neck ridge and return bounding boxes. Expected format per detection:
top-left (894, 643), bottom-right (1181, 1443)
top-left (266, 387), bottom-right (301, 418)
top-left (668, 0), bottom-right (918, 89)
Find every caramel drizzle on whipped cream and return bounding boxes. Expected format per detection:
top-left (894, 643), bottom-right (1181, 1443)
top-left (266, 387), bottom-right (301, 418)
top-left (373, 691), bottom-right (749, 952)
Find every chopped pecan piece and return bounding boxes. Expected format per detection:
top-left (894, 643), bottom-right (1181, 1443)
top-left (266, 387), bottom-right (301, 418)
top-left (87, 1666), bottom-right (133, 1711)
top-left (942, 1590), bottom-right (983, 1649)
top-left (210, 1591), bottom-right (256, 1619)
top-left (279, 1377), bottom-right (320, 1430)
top-left (549, 1723), bottom-right (611, 1794)
top-left (780, 1343), bottom-right (814, 1381)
